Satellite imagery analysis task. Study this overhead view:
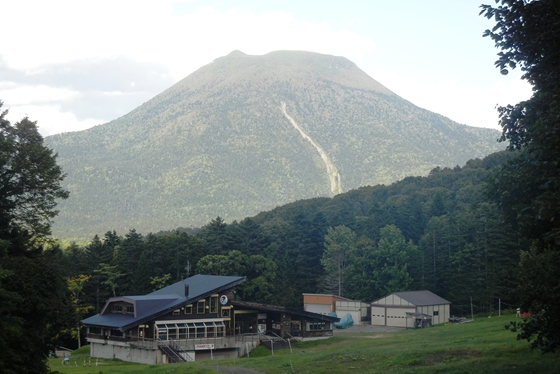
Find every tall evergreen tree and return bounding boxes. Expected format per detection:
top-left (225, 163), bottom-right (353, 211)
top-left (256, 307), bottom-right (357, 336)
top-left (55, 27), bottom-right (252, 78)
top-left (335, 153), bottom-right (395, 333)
top-left (0, 104), bottom-right (74, 373)
top-left (84, 234), bottom-right (115, 312)
top-left (481, 0), bottom-right (560, 352)
top-left (114, 229), bottom-right (144, 295)
top-left (321, 225), bottom-right (356, 297)
top-left (373, 225), bottom-right (417, 296)
top-left (0, 106), bottom-right (69, 242)
top-left (345, 235), bottom-right (376, 301)
top-left (199, 216), bottom-right (230, 255)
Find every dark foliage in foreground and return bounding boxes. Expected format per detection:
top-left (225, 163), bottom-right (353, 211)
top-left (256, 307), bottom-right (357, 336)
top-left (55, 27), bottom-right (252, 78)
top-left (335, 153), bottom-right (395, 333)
top-left (481, 0), bottom-right (560, 352)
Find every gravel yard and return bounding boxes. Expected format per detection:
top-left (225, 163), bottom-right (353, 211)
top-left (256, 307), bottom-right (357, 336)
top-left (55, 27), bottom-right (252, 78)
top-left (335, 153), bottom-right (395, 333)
top-left (333, 324), bottom-right (404, 334)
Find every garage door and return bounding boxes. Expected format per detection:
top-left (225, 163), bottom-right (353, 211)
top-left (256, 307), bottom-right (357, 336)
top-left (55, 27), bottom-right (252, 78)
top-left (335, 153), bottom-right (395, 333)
top-left (371, 306), bottom-right (385, 326)
top-left (306, 304), bottom-right (332, 315)
top-left (386, 307), bottom-right (414, 327)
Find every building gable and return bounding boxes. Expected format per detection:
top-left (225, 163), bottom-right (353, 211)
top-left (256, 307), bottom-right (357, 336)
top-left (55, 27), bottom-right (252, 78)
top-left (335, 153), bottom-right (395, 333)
top-left (371, 290), bottom-right (450, 307)
top-left (82, 275), bottom-right (245, 331)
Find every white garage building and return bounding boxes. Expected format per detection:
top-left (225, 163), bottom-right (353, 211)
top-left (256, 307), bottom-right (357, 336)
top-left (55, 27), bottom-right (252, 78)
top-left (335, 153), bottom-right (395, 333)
top-left (371, 290), bottom-right (450, 328)
top-left (303, 294), bottom-right (369, 325)
top-left (335, 300), bottom-right (369, 325)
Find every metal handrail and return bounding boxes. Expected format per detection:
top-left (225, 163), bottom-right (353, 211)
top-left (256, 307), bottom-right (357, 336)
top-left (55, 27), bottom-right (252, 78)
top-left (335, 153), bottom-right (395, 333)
top-left (284, 332), bottom-right (300, 342)
top-left (157, 339), bottom-right (186, 363)
top-left (258, 332), bottom-right (274, 342)
top-left (168, 338), bottom-right (193, 361)
top-left (168, 339), bottom-right (185, 353)
top-left (270, 331), bottom-right (288, 343)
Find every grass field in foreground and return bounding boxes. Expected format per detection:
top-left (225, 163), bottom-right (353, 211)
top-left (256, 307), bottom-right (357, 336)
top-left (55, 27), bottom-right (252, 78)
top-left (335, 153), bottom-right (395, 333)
top-left (49, 314), bottom-right (560, 374)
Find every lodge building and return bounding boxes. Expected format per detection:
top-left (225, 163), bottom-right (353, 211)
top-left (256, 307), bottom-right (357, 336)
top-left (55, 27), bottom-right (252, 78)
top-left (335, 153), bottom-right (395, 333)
top-left (82, 274), bottom-right (338, 364)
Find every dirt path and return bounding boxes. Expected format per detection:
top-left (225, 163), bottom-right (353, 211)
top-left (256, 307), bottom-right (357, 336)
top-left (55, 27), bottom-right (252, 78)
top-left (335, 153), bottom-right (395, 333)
top-left (205, 366), bottom-right (266, 374)
top-left (281, 102), bottom-right (342, 195)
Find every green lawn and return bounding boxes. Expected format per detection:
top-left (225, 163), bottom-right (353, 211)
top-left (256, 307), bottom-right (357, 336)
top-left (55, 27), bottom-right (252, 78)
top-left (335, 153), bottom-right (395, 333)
top-left (49, 315), bottom-right (560, 373)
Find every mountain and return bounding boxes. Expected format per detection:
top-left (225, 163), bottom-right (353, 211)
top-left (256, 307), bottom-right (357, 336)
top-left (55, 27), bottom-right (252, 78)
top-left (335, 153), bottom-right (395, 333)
top-left (45, 50), bottom-right (504, 239)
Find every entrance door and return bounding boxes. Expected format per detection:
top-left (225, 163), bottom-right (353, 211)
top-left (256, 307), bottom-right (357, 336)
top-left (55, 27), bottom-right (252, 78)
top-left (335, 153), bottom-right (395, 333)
top-left (291, 321), bottom-right (302, 337)
top-left (234, 312), bottom-right (257, 334)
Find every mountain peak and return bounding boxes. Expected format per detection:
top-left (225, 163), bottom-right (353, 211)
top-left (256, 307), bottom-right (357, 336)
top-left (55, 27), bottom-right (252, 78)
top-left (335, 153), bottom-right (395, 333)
top-left (226, 50), bottom-right (247, 57)
top-left (187, 50), bottom-right (395, 96)
top-left (45, 50), bottom-right (503, 239)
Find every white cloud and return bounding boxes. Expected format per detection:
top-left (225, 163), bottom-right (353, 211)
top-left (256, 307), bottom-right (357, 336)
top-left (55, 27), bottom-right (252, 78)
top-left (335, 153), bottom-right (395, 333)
top-left (2, 1), bottom-right (177, 70)
top-left (2, 2), bottom-right (375, 77)
top-left (133, 7), bottom-right (376, 81)
top-left (1, 0), bottom-right (527, 136)
top-left (1, 83), bottom-right (105, 135)
top-left (369, 68), bottom-right (532, 130)
top-left (0, 82), bottom-right (78, 105)
top-left (1, 3), bottom-right (377, 136)
top-left (5, 103), bottom-right (104, 136)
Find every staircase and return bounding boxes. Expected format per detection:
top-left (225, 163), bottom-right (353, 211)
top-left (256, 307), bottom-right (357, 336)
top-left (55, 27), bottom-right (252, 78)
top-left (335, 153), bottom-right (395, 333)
top-left (259, 333), bottom-right (293, 351)
top-left (157, 339), bottom-right (192, 363)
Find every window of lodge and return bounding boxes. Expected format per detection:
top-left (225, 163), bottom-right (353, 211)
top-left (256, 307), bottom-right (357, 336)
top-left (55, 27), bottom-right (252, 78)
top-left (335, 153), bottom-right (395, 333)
top-left (307, 322), bottom-right (327, 331)
top-left (210, 296), bottom-right (218, 313)
top-left (207, 324), bottom-right (215, 337)
top-left (179, 326), bottom-right (187, 339)
top-left (222, 307), bottom-right (231, 318)
top-left (110, 329), bottom-right (123, 337)
top-left (188, 323), bottom-right (196, 338)
top-left (167, 324), bottom-right (177, 339)
top-left (196, 322), bottom-right (205, 338)
top-left (155, 321), bottom-right (225, 340)
top-left (197, 300), bottom-right (205, 314)
top-left (158, 326), bottom-right (167, 340)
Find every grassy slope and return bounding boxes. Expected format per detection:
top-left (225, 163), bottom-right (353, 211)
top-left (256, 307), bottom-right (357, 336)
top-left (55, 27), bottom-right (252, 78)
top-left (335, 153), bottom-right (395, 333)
top-left (49, 315), bottom-right (560, 374)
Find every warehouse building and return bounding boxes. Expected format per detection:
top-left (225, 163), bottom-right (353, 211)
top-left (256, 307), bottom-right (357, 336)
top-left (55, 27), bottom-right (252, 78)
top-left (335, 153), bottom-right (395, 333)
top-left (303, 293), bottom-right (349, 315)
top-left (335, 300), bottom-right (369, 325)
top-left (303, 294), bottom-right (369, 325)
top-left (371, 290), bottom-right (450, 328)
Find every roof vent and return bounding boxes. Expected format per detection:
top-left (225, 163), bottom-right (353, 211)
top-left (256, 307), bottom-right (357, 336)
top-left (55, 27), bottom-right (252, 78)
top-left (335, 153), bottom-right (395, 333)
top-left (184, 284), bottom-right (189, 297)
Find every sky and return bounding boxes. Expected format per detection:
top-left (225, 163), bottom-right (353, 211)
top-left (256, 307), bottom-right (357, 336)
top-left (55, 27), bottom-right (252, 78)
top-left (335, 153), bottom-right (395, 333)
top-left (1, 0), bottom-right (532, 137)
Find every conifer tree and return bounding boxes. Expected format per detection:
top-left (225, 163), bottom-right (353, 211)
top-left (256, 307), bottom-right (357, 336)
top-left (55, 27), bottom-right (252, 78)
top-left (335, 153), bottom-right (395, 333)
top-left (0, 103), bottom-right (74, 373)
top-left (482, 0), bottom-right (560, 352)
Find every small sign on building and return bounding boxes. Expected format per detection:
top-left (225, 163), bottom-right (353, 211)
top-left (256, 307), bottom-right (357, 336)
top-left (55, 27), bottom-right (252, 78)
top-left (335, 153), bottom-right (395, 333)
top-left (195, 344), bottom-right (215, 350)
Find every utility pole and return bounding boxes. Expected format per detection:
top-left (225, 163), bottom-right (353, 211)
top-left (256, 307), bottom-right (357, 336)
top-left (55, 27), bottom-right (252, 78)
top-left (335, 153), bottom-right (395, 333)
top-left (499, 299), bottom-right (501, 317)
top-left (471, 297), bottom-right (474, 321)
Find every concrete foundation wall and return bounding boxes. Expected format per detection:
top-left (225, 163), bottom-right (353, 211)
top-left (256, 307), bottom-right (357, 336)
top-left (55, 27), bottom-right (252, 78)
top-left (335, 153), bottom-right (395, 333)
top-left (90, 342), bottom-right (161, 364)
top-left (88, 337), bottom-right (259, 364)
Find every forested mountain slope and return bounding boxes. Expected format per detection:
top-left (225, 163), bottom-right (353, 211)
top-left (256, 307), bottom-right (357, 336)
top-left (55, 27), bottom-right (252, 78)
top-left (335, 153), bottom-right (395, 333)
top-left (67, 151), bottom-right (521, 315)
top-left (46, 50), bottom-right (504, 239)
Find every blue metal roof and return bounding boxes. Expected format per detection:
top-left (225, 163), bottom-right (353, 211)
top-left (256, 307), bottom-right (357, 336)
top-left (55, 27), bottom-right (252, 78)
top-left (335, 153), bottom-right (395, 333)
top-left (149, 274), bottom-right (245, 298)
top-left (82, 274), bottom-right (245, 331)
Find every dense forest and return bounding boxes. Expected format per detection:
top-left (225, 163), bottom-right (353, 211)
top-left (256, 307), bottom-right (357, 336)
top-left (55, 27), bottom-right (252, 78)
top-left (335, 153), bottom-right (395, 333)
top-left (61, 150), bottom-right (523, 338)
